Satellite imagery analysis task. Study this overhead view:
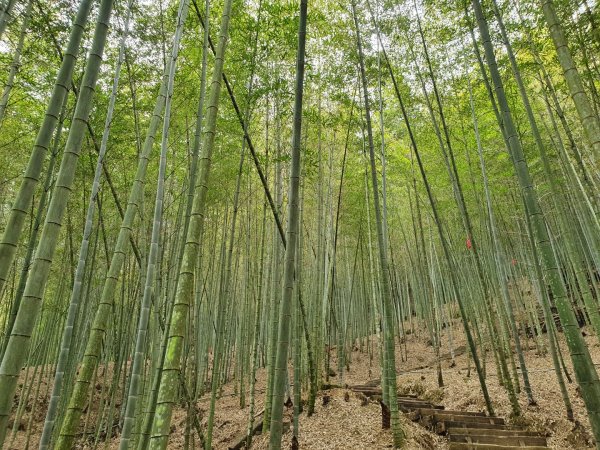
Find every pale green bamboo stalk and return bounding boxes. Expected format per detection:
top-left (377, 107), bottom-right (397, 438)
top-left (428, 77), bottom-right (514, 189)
top-left (0, 0), bottom-right (33, 124)
top-left (147, 0), bottom-right (233, 446)
top-left (0, 0), bottom-right (94, 300)
top-left (268, 0), bottom-right (307, 447)
top-left (207, 1), bottom-right (261, 434)
top-left (39, 4), bottom-right (133, 447)
top-left (56, 41), bottom-right (171, 450)
top-left (118, 1), bottom-right (189, 447)
top-left (292, 180), bottom-right (304, 448)
top-left (264, 95), bottom-right (284, 432)
top-left (352, 0), bottom-right (403, 445)
top-left (0, 0), bottom-right (113, 444)
top-left (246, 201), bottom-right (267, 448)
top-left (541, 0), bottom-right (600, 166)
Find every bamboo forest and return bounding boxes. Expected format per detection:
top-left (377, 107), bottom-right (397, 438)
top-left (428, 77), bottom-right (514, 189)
top-left (4, 0), bottom-right (600, 448)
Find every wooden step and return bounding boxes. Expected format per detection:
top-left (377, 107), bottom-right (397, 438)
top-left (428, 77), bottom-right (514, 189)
top-left (350, 385), bottom-right (381, 391)
top-left (430, 417), bottom-right (506, 435)
top-left (398, 397), bottom-right (434, 403)
top-left (350, 386), bottom-right (382, 396)
top-left (447, 428), bottom-right (541, 438)
top-left (399, 402), bottom-right (432, 408)
top-left (399, 398), bottom-right (443, 407)
top-left (399, 393), bottom-right (419, 398)
top-left (399, 402), bottom-right (444, 414)
top-left (398, 395), bottom-right (427, 400)
top-left (449, 443), bottom-right (547, 450)
top-left (351, 386), bottom-right (422, 398)
top-left (437, 421), bottom-right (511, 434)
top-left (350, 386), bottom-right (379, 391)
top-left (449, 432), bottom-right (547, 447)
top-left (427, 413), bottom-right (505, 426)
top-left (416, 408), bottom-right (486, 417)
top-left (400, 404), bottom-right (444, 414)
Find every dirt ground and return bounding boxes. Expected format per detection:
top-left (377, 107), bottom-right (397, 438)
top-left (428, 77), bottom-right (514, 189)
top-left (6, 323), bottom-right (599, 449)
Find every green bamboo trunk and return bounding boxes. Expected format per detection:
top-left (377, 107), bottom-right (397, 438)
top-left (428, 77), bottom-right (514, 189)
top-left (147, 0), bottom-right (233, 446)
top-left (541, 0), bottom-right (600, 165)
top-left (0, 0), bottom-right (33, 124)
top-left (0, 0), bottom-right (93, 299)
top-left (268, 0), bottom-right (307, 447)
top-left (0, 0), bottom-right (113, 445)
top-left (55, 43), bottom-right (171, 450)
top-left (0, 94), bottom-right (67, 360)
top-left (352, 1), bottom-right (404, 446)
top-left (118, 0), bottom-right (189, 447)
top-left (39, 4), bottom-right (133, 447)
top-left (472, 0), bottom-right (600, 440)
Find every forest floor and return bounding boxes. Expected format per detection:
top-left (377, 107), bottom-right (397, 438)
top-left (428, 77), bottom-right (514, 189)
top-left (241, 325), bottom-right (599, 450)
top-left (7, 324), bottom-right (600, 449)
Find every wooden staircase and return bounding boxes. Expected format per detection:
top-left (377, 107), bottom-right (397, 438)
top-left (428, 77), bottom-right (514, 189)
top-left (349, 383), bottom-right (549, 449)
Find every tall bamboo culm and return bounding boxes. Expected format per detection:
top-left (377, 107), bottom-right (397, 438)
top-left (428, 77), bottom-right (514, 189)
top-left (472, 0), bottom-right (600, 441)
top-left (148, 0), bottom-right (234, 446)
top-left (0, 0), bottom-right (114, 445)
top-left (0, 0), bottom-right (93, 300)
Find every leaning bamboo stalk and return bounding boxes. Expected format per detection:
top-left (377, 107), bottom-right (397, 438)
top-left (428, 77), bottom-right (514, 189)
top-left (56, 31), bottom-right (171, 450)
top-left (147, 0), bottom-right (234, 446)
top-left (472, 0), bottom-right (600, 440)
top-left (0, 0), bottom-right (94, 300)
top-left (269, 0), bottom-right (307, 447)
top-left (39, 4), bottom-right (133, 447)
top-left (352, 0), bottom-right (403, 445)
top-left (117, 0), bottom-right (188, 446)
top-left (0, 0), bottom-right (33, 124)
top-left (0, 0), bottom-right (114, 444)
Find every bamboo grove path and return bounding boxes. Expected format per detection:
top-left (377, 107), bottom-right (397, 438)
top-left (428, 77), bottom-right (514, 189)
top-left (350, 383), bottom-right (549, 450)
